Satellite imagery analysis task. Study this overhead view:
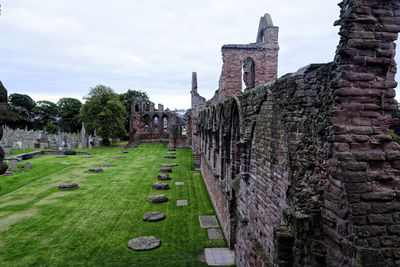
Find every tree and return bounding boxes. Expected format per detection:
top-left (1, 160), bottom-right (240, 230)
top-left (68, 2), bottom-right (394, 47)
top-left (8, 93), bottom-right (36, 112)
top-left (120, 89), bottom-right (149, 134)
top-left (32, 100), bottom-right (58, 130)
top-left (80, 85), bottom-right (127, 145)
top-left (57, 98), bottom-right (82, 132)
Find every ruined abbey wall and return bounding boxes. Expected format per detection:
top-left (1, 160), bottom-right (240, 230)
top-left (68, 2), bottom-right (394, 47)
top-left (129, 98), bottom-right (187, 148)
top-left (191, 0), bottom-right (400, 266)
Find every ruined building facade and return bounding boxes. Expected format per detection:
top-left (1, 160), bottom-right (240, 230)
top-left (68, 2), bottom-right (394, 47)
top-left (188, 1), bottom-right (400, 266)
top-left (129, 97), bottom-right (187, 148)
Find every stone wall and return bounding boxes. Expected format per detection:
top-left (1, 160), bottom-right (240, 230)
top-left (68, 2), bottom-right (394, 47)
top-left (129, 97), bottom-right (187, 148)
top-left (191, 1), bottom-right (400, 266)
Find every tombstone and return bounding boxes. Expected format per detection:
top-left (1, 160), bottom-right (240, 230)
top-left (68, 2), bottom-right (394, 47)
top-left (9, 158), bottom-right (18, 169)
top-left (25, 162), bottom-right (31, 169)
top-left (58, 183), bottom-right (78, 191)
top-left (127, 236), bottom-right (161, 251)
top-left (3, 146), bottom-right (12, 155)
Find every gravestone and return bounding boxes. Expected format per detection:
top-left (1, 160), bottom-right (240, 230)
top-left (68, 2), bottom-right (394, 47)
top-left (160, 163), bottom-right (178, 167)
top-left (152, 183), bottom-right (170, 190)
top-left (168, 148), bottom-right (176, 151)
top-left (175, 182), bottom-right (184, 185)
top-left (142, 212), bottom-right (165, 222)
top-left (127, 236), bottom-right (161, 251)
top-left (89, 168), bottom-right (103, 173)
top-left (177, 200), bottom-right (188, 206)
top-left (9, 158), bottom-right (18, 169)
top-left (163, 156), bottom-right (176, 159)
top-left (58, 183), bottom-right (78, 191)
top-left (147, 194), bottom-right (168, 203)
top-left (97, 163), bottom-right (116, 167)
top-left (157, 174), bottom-right (171, 180)
top-left (199, 215), bottom-right (219, 228)
top-left (159, 167), bottom-right (172, 173)
top-left (25, 162), bottom-right (31, 169)
top-left (207, 228), bottom-right (223, 239)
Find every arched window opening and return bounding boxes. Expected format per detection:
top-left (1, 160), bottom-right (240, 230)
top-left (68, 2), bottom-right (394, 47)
top-left (163, 117), bottom-right (168, 133)
top-left (143, 115), bottom-right (150, 133)
top-left (135, 104), bottom-right (139, 112)
top-left (231, 105), bottom-right (241, 177)
top-left (242, 57), bottom-right (255, 90)
top-left (154, 117), bottom-right (159, 133)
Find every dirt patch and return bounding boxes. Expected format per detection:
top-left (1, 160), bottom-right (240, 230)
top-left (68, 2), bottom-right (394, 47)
top-left (0, 209), bottom-right (37, 231)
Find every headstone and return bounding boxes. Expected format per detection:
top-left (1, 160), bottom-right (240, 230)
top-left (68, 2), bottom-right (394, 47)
top-left (142, 212), bottom-right (165, 222)
top-left (84, 155), bottom-right (94, 158)
top-left (160, 163), bottom-right (178, 167)
top-left (147, 194), bottom-right (168, 203)
top-left (199, 215), bottom-right (219, 228)
top-left (166, 152), bottom-right (176, 155)
top-left (89, 168), bottom-right (103, 173)
top-left (25, 162), bottom-right (31, 169)
top-left (168, 148), bottom-right (176, 151)
top-left (193, 172), bottom-right (200, 176)
top-left (152, 182), bottom-right (170, 190)
top-left (177, 200), bottom-right (188, 206)
top-left (9, 158), bottom-right (18, 169)
top-left (3, 146), bottom-right (12, 154)
top-left (97, 163), bottom-right (116, 167)
top-left (56, 155), bottom-right (67, 158)
top-left (175, 182), bottom-right (184, 185)
top-left (127, 236), bottom-right (161, 251)
top-left (157, 174), bottom-right (171, 180)
top-left (110, 156), bottom-right (125, 159)
top-left (207, 228), bottom-right (223, 239)
top-left (4, 168), bottom-right (12, 176)
top-left (58, 183), bottom-right (78, 191)
top-left (163, 156), bottom-right (176, 159)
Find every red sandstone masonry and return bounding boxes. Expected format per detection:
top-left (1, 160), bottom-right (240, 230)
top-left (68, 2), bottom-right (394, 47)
top-left (190, 1), bottom-right (400, 266)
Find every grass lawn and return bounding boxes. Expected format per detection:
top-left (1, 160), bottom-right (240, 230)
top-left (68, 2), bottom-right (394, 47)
top-left (0, 142), bottom-right (227, 266)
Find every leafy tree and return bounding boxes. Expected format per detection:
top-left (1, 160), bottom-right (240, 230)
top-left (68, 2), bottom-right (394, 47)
top-left (44, 121), bottom-right (59, 134)
top-left (57, 98), bottom-right (82, 132)
top-left (80, 85), bottom-right (127, 145)
top-left (8, 93), bottom-right (36, 112)
top-left (33, 100), bottom-right (58, 129)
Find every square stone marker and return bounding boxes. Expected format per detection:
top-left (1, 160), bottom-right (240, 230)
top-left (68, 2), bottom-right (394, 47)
top-left (199, 215), bottom-right (219, 228)
top-left (175, 182), bottom-right (184, 185)
top-left (177, 200), bottom-right (187, 206)
top-left (204, 248), bottom-right (235, 266)
top-left (195, 168), bottom-right (201, 171)
top-left (193, 172), bottom-right (200, 175)
top-left (207, 228), bottom-right (223, 239)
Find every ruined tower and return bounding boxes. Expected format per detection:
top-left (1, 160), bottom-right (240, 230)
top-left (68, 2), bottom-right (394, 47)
top-left (218, 13), bottom-right (279, 100)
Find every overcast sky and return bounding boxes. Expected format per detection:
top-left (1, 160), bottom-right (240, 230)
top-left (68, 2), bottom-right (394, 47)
top-left (1, 0), bottom-right (399, 110)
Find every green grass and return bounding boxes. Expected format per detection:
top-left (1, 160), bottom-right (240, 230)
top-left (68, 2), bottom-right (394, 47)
top-left (0, 143), bottom-right (226, 266)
